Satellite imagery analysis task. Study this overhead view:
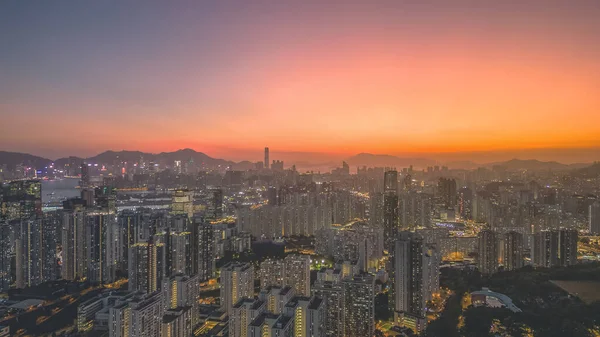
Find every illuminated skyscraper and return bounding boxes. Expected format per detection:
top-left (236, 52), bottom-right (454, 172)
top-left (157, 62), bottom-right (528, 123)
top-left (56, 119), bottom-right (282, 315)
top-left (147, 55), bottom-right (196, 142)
top-left (311, 275), bottom-right (342, 337)
top-left (162, 274), bottom-right (200, 326)
top-left (85, 212), bottom-right (119, 283)
top-left (383, 169), bottom-right (399, 311)
top-left (284, 296), bottom-right (325, 337)
top-left (341, 273), bottom-right (375, 337)
top-left (0, 224), bottom-right (11, 290)
top-left (191, 215), bottom-right (214, 281)
top-left (0, 179), bottom-right (42, 221)
top-left (220, 262), bottom-right (255, 314)
top-left (171, 189), bottom-right (194, 219)
top-left (284, 254), bottom-right (311, 296)
top-left (383, 170), bottom-right (399, 252)
top-left (80, 163), bottom-right (90, 188)
top-left (230, 298), bottom-right (266, 337)
top-left (558, 229), bottom-right (578, 266)
top-left (129, 237), bottom-right (164, 294)
top-left (118, 210), bottom-right (142, 272)
top-left (15, 216), bottom-right (59, 288)
top-left (438, 178), bottom-right (457, 209)
top-left (590, 202), bottom-right (600, 235)
top-left (478, 230), bottom-right (498, 274)
top-left (207, 188), bottom-right (223, 220)
top-left (16, 219), bottom-right (43, 288)
top-left (533, 230), bottom-right (559, 267)
top-left (503, 231), bottom-right (524, 271)
top-left (394, 232), bottom-right (439, 333)
top-left (61, 210), bottom-right (87, 281)
top-left (258, 286), bottom-right (295, 315)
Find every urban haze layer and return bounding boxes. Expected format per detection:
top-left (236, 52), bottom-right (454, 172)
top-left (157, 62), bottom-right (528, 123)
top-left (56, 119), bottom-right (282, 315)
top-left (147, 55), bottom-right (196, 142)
top-left (0, 148), bottom-right (599, 337)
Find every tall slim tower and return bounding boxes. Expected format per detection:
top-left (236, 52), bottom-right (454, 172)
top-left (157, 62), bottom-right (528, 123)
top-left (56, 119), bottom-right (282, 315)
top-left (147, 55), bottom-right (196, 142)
top-left (533, 230), bottom-right (559, 267)
top-left (589, 202), bottom-right (600, 235)
top-left (394, 232), bottom-right (437, 333)
top-left (128, 237), bottom-right (162, 293)
top-left (558, 229), bottom-right (578, 266)
top-left (264, 147), bottom-right (270, 169)
top-left (383, 170), bottom-right (399, 252)
top-left (503, 231), bottom-right (524, 271)
top-left (477, 229), bottom-right (498, 274)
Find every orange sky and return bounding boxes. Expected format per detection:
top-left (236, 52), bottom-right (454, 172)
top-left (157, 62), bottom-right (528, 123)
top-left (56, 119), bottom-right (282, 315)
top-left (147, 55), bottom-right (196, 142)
top-left (2, 2), bottom-right (600, 162)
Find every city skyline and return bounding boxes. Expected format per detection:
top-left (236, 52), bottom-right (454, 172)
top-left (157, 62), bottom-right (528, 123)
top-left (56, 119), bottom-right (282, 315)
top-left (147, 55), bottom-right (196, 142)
top-left (2, 1), bottom-right (600, 161)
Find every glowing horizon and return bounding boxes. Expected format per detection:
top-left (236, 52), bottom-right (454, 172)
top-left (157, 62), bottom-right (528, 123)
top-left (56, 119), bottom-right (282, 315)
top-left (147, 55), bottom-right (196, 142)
top-left (2, 1), bottom-right (600, 162)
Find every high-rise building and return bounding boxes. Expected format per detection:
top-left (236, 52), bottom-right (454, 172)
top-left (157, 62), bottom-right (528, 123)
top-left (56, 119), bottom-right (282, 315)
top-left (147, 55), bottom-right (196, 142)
top-left (284, 296), bottom-right (325, 337)
top-left (311, 275), bottom-right (342, 337)
top-left (109, 291), bottom-right (163, 337)
top-left (438, 178), bottom-right (457, 209)
top-left (162, 274), bottom-right (200, 326)
top-left (394, 232), bottom-right (439, 333)
top-left (260, 258), bottom-right (285, 288)
top-left (164, 219), bottom-right (193, 277)
top-left (341, 273), bottom-right (375, 337)
top-left (533, 230), bottom-right (559, 267)
top-left (369, 192), bottom-right (384, 228)
top-left (171, 189), bottom-right (194, 219)
top-left (220, 262), bottom-right (255, 314)
top-left (383, 170), bottom-right (399, 252)
top-left (399, 192), bottom-right (433, 229)
top-left (589, 202), bottom-right (600, 235)
top-left (80, 164), bottom-right (90, 188)
top-left (118, 210), bottom-right (142, 272)
top-left (558, 229), bottom-right (578, 266)
top-left (477, 230), bottom-right (498, 274)
top-left (16, 218), bottom-right (58, 288)
top-left (129, 237), bottom-right (164, 294)
top-left (162, 306), bottom-right (193, 337)
top-left (192, 215), bottom-right (214, 281)
top-left (267, 187), bottom-right (278, 206)
top-left (383, 170), bottom-right (399, 312)
top-left (258, 286), bottom-right (295, 315)
top-left (207, 188), bottom-right (223, 221)
top-left (230, 298), bottom-right (266, 337)
top-left (85, 212), bottom-right (119, 283)
top-left (503, 231), bottom-right (524, 271)
top-left (0, 180), bottom-right (42, 221)
top-left (61, 210), bottom-right (87, 281)
top-left (0, 224), bottom-right (12, 291)
top-left (15, 219), bottom-right (42, 288)
top-left (259, 255), bottom-right (311, 296)
top-left (247, 313), bottom-right (293, 337)
top-left (264, 147), bottom-right (270, 169)
top-left (284, 254), bottom-right (311, 296)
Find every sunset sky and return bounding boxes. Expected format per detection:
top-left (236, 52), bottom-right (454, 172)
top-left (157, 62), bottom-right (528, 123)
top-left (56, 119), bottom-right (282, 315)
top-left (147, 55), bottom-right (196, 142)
top-left (1, 1), bottom-right (600, 162)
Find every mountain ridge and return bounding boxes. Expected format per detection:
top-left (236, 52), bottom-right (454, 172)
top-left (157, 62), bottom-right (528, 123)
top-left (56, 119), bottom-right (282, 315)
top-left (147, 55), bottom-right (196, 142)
top-left (0, 150), bottom-right (594, 172)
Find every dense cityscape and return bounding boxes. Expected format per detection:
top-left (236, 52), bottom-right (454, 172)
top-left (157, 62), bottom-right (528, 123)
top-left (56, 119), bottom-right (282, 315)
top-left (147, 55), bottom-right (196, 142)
top-left (0, 148), bottom-right (599, 336)
top-left (3, 1), bottom-right (600, 337)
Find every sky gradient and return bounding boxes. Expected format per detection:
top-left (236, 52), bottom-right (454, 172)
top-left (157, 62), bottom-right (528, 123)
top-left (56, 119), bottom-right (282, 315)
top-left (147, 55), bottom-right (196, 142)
top-left (1, 1), bottom-right (600, 162)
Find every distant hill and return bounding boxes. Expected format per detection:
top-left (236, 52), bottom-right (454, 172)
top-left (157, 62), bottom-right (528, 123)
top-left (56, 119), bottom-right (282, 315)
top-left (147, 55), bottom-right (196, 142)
top-left (486, 158), bottom-right (590, 171)
top-left (0, 149), bottom-right (594, 172)
top-left (0, 149), bottom-right (245, 170)
top-left (573, 162), bottom-right (600, 177)
top-left (85, 149), bottom-right (242, 169)
top-left (0, 151), bottom-right (52, 169)
top-left (345, 153), bottom-right (437, 169)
